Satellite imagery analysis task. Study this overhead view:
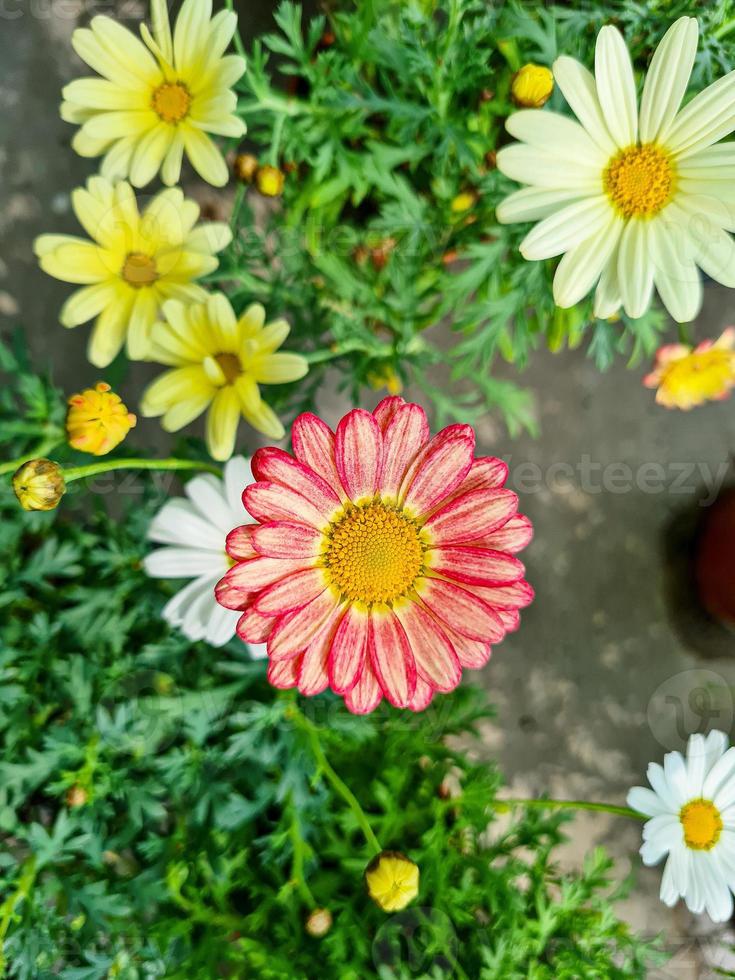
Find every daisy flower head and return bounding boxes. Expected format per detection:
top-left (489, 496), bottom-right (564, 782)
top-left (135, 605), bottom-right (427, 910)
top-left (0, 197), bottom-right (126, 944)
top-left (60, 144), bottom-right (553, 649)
top-left (216, 397), bottom-right (534, 714)
top-left (628, 730), bottom-right (735, 922)
top-left (61, 0), bottom-right (247, 188)
top-left (34, 177), bottom-right (231, 368)
top-left (67, 382), bottom-right (137, 456)
top-left (144, 455), bottom-right (267, 652)
top-left (140, 294), bottom-right (308, 462)
top-left (644, 328), bottom-right (735, 409)
top-left (496, 17), bottom-right (735, 323)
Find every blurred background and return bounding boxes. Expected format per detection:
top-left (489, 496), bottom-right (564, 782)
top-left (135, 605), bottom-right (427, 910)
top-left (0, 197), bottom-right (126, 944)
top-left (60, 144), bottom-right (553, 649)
top-left (2, 1), bottom-right (735, 973)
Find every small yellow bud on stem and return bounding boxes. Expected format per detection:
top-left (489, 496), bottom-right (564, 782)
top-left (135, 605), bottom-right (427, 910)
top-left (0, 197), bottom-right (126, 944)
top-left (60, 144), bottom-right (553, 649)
top-left (364, 851), bottom-right (419, 913)
top-left (511, 63), bottom-right (554, 108)
top-left (305, 908), bottom-right (333, 937)
top-left (256, 165), bottom-right (286, 197)
top-left (12, 458), bottom-right (66, 512)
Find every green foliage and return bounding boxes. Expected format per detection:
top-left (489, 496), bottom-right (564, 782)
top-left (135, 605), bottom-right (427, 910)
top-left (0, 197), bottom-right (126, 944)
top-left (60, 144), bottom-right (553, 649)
top-left (218, 0), bottom-right (735, 433)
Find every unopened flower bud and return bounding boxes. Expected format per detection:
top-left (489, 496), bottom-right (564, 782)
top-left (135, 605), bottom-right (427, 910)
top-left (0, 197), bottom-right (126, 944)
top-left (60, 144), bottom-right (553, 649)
top-left (256, 165), bottom-right (286, 197)
top-left (364, 851), bottom-right (419, 913)
top-left (67, 382), bottom-right (136, 456)
top-left (511, 63), bottom-right (554, 108)
top-left (12, 458), bottom-right (66, 512)
top-left (233, 153), bottom-right (259, 183)
top-left (305, 908), bottom-right (333, 937)
top-left (66, 785), bottom-right (88, 808)
top-left (450, 191), bottom-right (476, 213)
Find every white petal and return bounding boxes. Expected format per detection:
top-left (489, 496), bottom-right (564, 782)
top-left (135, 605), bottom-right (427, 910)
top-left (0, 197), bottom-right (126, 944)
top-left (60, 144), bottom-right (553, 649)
top-left (162, 575), bottom-right (215, 629)
top-left (505, 110), bottom-right (606, 167)
top-left (676, 192), bottom-right (735, 234)
top-left (705, 731), bottom-right (730, 770)
top-left (659, 852), bottom-right (682, 907)
top-left (618, 220), bottom-right (654, 318)
top-left (553, 214), bottom-right (623, 307)
top-left (246, 642), bottom-right (269, 661)
top-left (223, 455), bottom-right (254, 520)
top-left (649, 212), bottom-right (702, 323)
top-left (496, 187), bottom-right (586, 224)
top-left (185, 473), bottom-right (235, 534)
top-left (520, 197), bottom-right (610, 260)
top-left (640, 17), bottom-right (699, 143)
top-left (552, 55), bottom-right (616, 155)
top-left (203, 602), bottom-right (239, 647)
top-left (650, 758), bottom-right (687, 809)
top-left (693, 223), bottom-right (735, 288)
top-left (143, 546), bottom-right (227, 578)
top-left (594, 26), bottom-right (638, 147)
top-left (705, 747), bottom-right (735, 808)
top-left (627, 785), bottom-right (671, 818)
top-left (496, 144), bottom-right (603, 192)
top-left (686, 733), bottom-right (709, 796)
top-left (665, 69), bottom-right (735, 159)
top-left (182, 576), bottom-right (221, 642)
top-left (593, 245), bottom-right (622, 318)
top-left (147, 498), bottom-right (224, 550)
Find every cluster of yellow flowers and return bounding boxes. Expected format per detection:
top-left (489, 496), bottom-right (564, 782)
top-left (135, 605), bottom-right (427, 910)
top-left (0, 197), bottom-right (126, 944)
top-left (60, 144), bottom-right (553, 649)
top-left (35, 0), bottom-right (308, 461)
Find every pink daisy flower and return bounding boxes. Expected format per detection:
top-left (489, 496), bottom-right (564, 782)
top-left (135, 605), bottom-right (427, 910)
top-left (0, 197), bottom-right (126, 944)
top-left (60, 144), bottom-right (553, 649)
top-left (215, 398), bottom-right (534, 714)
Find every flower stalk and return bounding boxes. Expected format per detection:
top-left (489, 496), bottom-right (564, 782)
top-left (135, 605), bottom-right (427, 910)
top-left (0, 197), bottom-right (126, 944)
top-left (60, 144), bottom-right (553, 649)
top-left (494, 797), bottom-right (645, 821)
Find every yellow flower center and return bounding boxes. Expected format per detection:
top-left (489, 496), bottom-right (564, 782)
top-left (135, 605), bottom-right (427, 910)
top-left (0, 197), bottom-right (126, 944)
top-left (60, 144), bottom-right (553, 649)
top-left (680, 798), bottom-right (723, 851)
top-left (661, 348), bottom-right (735, 402)
top-left (323, 501), bottom-right (425, 605)
top-left (214, 353), bottom-right (243, 385)
top-left (604, 144), bottom-right (675, 219)
top-left (151, 82), bottom-right (192, 124)
top-left (122, 253), bottom-right (158, 288)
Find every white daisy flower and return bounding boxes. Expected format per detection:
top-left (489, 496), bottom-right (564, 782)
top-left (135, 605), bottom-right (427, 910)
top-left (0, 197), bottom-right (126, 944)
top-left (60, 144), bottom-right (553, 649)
top-left (627, 730), bottom-right (735, 922)
top-left (144, 455), bottom-right (266, 655)
top-left (496, 17), bottom-right (735, 323)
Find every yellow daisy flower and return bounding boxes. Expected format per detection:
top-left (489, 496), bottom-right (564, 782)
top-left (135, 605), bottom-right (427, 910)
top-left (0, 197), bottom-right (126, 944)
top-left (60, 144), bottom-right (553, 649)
top-left (61, 0), bottom-right (247, 188)
top-left (141, 294), bottom-right (309, 461)
top-left (644, 328), bottom-right (735, 410)
top-left (67, 382), bottom-right (137, 456)
top-left (364, 851), bottom-right (419, 913)
top-left (34, 177), bottom-right (232, 368)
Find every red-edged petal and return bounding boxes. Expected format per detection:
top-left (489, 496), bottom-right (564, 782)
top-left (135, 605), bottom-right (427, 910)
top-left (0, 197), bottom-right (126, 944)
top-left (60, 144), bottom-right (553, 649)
top-left (408, 676), bottom-right (434, 712)
top-left (268, 590), bottom-right (339, 659)
top-left (424, 488), bottom-right (518, 545)
top-left (372, 396), bottom-right (405, 431)
top-left (393, 599), bottom-right (461, 693)
top-left (292, 412), bottom-right (348, 502)
top-left (335, 408), bottom-right (383, 502)
top-left (498, 608), bottom-right (520, 632)
top-left (237, 606), bottom-right (275, 644)
top-left (216, 557), bottom-right (306, 605)
top-left (399, 424), bottom-right (475, 517)
top-left (368, 606), bottom-right (416, 708)
top-left (380, 403), bottom-right (430, 500)
top-left (251, 447), bottom-right (341, 517)
top-left (451, 632), bottom-right (492, 669)
top-left (226, 524), bottom-right (257, 561)
top-left (254, 567), bottom-right (326, 616)
top-left (457, 456), bottom-right (508, 492)
top-left (474, 580), bottom-right (535, 609)
top-left (328, 604), bottom-right (368, 694)
top-left (297, 609), bottom-right (342, 696)
top-left (416, 577), bottom-right (505, 642)
top-left (344, 661), bottom-right (383, 715)
top-left (428, 546), bottom-right (524, 586)
top-left (245, 482), bottom-right (330, 529)
top-left (252, 522), bottom-right (322, 558)
top-left (478, 514), bottom-right (533, 554)
top-left (268, 656), bottom-right (299, 689)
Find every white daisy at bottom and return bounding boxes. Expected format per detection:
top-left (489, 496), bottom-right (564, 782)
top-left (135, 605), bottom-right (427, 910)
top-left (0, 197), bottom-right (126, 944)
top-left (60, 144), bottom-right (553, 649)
top-left (144, 455), bottom-right (266, 655)
top-left (628, 730), bottom-right (735, 922)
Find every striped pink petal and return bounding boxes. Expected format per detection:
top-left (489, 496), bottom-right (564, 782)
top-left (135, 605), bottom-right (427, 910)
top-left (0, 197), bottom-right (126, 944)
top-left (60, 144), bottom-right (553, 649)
top-left (329, 604), bottom-right (368, 694)
top-left (478, 514), bottom-right (533, 553)
top-left (399, 424), bottom-right (475, 517)
top-left (428, 546), bottom-right (524, 586)
top-left (252, 522), bottom-right (322, 558)
top-left (498, 608), bottom-right (521, 632)
top-left (344, 661), bottom-right (383, 714)
top-left (251, 447), bottom-right (341, 517)
top-left (372, 395), bottom-right (405, 431)
top-left (254, 567), bottom-right (326, 616)
top-left (380, 402), bottom-right (430, 499)
top-left (474, 580), bottom-right (535, 609)
top-left (226, 524), bottom-right (257, 561)
top-left (335, 408), bottom-right (383, 502)
top-left (268, 656), bottom-right (299, 689)
top-left (297, 610), bottom-right (341, 696)
top-left (408, 676), bottom-right (434, 712)
top-left (245, 482), bottom-right (330, 529)
top-left (237, 606), bottom-right (275, 644)
top-left (416, 577), bottom-right (505, 642)
top-left (368, 606), bottom-right (416, 707)
top-left (393, 600), bottom-right (461, 693)
top-left (457, 456), bottom-right (509, 492)
top-left (449, 631), bottom-right (492, 669)
top-left (216, 557), bottom-right (305, 606)
top-left (268, 589), bottom-right (339, 660)
top-left (292, 412), bottom-right (348, 502)
top-left (424, 488), bottom-right (518, 545)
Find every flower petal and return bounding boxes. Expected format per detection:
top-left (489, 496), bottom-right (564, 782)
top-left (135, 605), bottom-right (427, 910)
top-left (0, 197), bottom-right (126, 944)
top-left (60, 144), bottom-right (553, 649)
top-left (226, 524), bottom-right (257, 561)
top-left (399, 424), bottom-right (475, 517)
top-left (215, 557), bottom-right (306, 609)
top-left (291, 412), bottom-right (348, 502)
top-left (424, 488), bottom-right (518, 545)
top-left (416, 577), bottom-right (506, 642)
top-left (640, 17), bottom-right (698, 144)
top-left (380, 402), bottom-right (430, 500)
top-left (251, 447), bottom-right (342, 519)
top-left (595, 25), bottom-right (638, 147)
top-left (344, 662), bottom-right (383, 715)
top-left (372, 396), bottom-right (406, 430)
top-left (254, 567), bottom-right (326, 616)
top-left (393, 599), bottom-right (461, 693)
top-left (252, 521), bottom-right (322, 559)
top-left (298, 609), bottom-right (342, 696)
top-left (480, 514), bottom-right (534, 553)
top-left (268, 656), bottom-right (299, 689)
top-left (329, 604), bottom-right (368, 694)
top-left (335, 408), bottom-right (383, 503)
top-left (618, 219), bottom-right (655, 319)
top-left (664, 68), bottom-right (735, 159)
top-left (427, 547), bottom-right (525, 587)
top-left (552, 215), bottom-right (623, 308)
top-left (520, 197), bottom-right (611, 261)
top-left (268, 589), bottom-right (339, 660)
top-left (368, 606), bottom-right (416, 708)
top-left (474, 580), bottom-right (534, 609)
top-left (244, 482), bottom-right (331, 529)
top-left (236, 605), bottom-right (275, 644)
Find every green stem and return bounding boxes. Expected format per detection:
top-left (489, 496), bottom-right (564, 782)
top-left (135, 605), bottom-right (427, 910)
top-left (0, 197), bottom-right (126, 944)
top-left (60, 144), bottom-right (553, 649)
top-left (0, 857), bottom-right (37, 977)
top-left (223, 0), bottom-right (247, 60)
top-left (496, 798), bottom-right (645, 821)
top-left (288, 798), bottom-right (317, 908)
top-left (714, 16), bottom-right (735, 39)
top-left (63, 457), bottom-right (221, 483)
top-left (289, 703), bottom-right (382, 855)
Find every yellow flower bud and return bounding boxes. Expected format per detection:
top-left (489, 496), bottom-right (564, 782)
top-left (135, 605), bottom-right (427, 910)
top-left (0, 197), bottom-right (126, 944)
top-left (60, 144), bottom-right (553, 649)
top-left (66, 785), bottom-right (89, 808)
top-left (364, 851), bottom-right (419, 913)
top-left (233, 153), bottom-right (259, 183)
top-left (66, 382), bottom-right (137, 457)
top-left (12, 458), bottom-right (66, 512)
top-left (305, 908), bottom-right (333, 937)
top-left (256, 165), bottom-right (286, 197)
top-left (367, 366), bottom-right (403, 396)
top-left (450, 191), bottom-right (476, 213)
top-left (511, 63), bottom-right (554, 108)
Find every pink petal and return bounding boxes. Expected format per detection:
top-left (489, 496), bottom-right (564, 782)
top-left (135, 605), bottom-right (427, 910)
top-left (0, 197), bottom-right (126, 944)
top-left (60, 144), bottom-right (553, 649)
top-left (380, 402), bottom-right (430, 500)
top-left (268, 656), bottom-right (299, 689)
top-left (292, 412), bottom-right (348, 502)
top-left (245, 482), bottom-right (330, 529)
top-left (329, 604), bottom-right (368, 694)
top-left (393, 599), bottom-right (461, 693)
top-left (498, 608), bottom-right (520, 632)
top-left (251, 447), bottom-right (342, 519)
top-left (479, 514), bottom-right (533, 553)
top-left (457, 456), bottom-right (509, 492)
top-left (428, 546), bottom-right (524, 586)
top-left (298, 609), bottom-right (342, 696)
top-left (399, 424), bottom-right (475, 517)
top-left (344, 661), bottom-right (383, 715)
top-left (452, 633), bottom-right (492, 669)
top-left (368, 606), bottom-right (416, 707)
top-left (226, 524), bottom-right (257, 561)
top-left (335, 408), bottom-right (383, 502)
top-left (424, 488), bottom-right (518, 545)
top-left (408, 676), bottom-right (434, 712)
top-left (237, 606), bottom-right (275, 643)
top-left (268, 589), bottom-right (339, 659)
top-left (372, 395), bottom-right (406, 431)
top-left (254, 567), bottom-right (326, 616)
top-left (216, 557), bottom-right (306, 607)
top-left (416, 577), bottom-right (505, 642)
top-left (473, 580), bottom-right (535, 609)
top-left (252, 521), bottom-right (322, 558)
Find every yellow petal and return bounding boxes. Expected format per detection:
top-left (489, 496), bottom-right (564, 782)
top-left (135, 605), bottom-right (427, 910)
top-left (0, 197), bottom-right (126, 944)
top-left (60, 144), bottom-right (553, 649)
top-left (87, 290), bottom-right (136, 368)
top-left (60, 282), bottom-right (115, 327)
top-left (252, 352), bottom-right (309, 385)
top-left (184, 221), bottom-right (232, 254)
top-left (236, 377), bottom-right (285, 440)
top-left (126, 289), bottom-right (161, 360)
top-left (181, 126), bottom-right (229, 187)
top-left (40, 243), bottom-right (109, 284)
top-left (129, 123), bottom-right (175, 188)
top-left (206, 385), bottom-right (240, 461)
top-left (254, 318), bottom-right (290, 353)
top-left (238, 303), bottom-right (267, 338)
top-left (141, 365), bottom-right (213, 415)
